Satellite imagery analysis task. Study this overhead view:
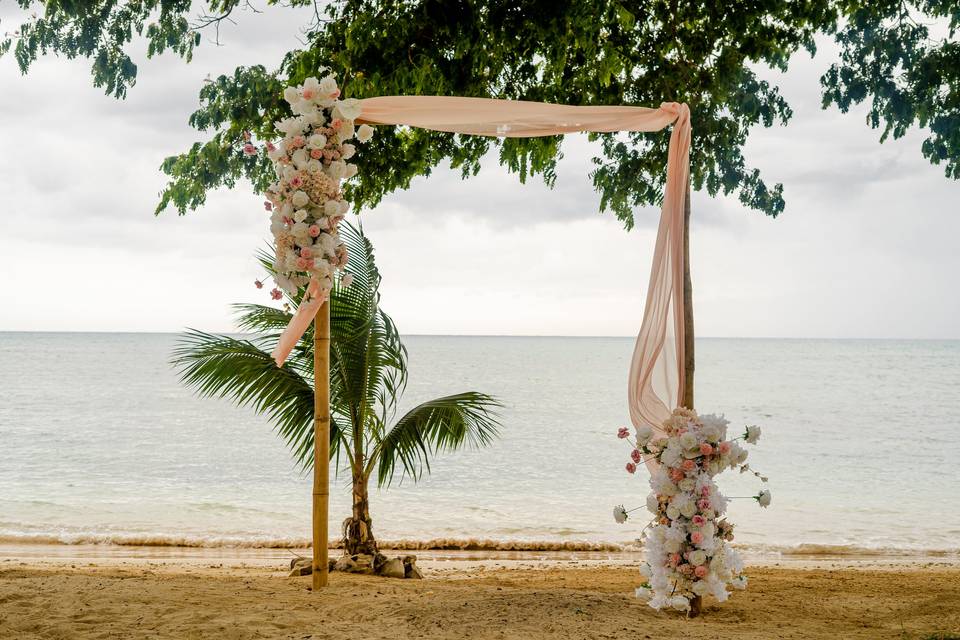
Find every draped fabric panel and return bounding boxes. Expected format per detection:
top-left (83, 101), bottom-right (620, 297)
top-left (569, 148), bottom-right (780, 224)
top-left (271, 96), bottom-right (691, 440)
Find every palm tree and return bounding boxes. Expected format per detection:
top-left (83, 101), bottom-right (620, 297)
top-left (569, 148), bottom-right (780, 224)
top-left (172, 221), bottom-right (501, 556)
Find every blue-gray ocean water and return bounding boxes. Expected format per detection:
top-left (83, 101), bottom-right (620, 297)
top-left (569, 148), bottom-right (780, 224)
top-left (1, 332), bottom-right (957, 554)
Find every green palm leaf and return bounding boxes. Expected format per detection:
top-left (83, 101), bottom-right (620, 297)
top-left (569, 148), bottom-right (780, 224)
top-left (372, 392), bottom-right (503, 487)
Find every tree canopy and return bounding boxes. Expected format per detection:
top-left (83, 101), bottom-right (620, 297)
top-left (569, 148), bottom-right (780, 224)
top-left (3, 1), bottom-right (958, 224)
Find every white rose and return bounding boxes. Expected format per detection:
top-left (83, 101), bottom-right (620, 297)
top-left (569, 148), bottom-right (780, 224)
top-left (340, 143), bottom-right (356, 159)
top-left (679, 433), bottom-right (698, 450)
top-left (679, 478), bottom-right (696, 492)
top-left (613, 505), bottom-right (628, 524)
top-left (291, 148), bottom-right (309, 169)
top-left (666, 505), bottom-right (680, 520)
top-left (336, 121), bottom-right (356, 143)
top-left (344, 163), bottom-right (358, 178)
top-left (745, 425), bottom-right (761, 444)
top-left (324, 200), bottom-right (340, 217)
top-left (301, 76), bottom-right (321, 99)
top-left (634, 424), bottom-right (653, 445)
top-left (646, 493), bottom-right (659, 515)
top-left (308, 133), bottom-right (328, 149)
top-left (756, 489), bottom-right (772, 508)
top-left (679, 500), bottom-right (696, 519)
top-left (338, 200), bottom-right (350, 215)
top-left (291, 222), bottom-right (309, 239)
top-left (688, 550), bottom-right (707, 566)
top-left (306, 159), bottom-right (323, 173)
top-left (327, 160), bottom-right (347, 180)
top-left (318, 75), bottom-right (338, 98)
top-left (291, 191), bottom-right (309, 208)
top-left (356, 123), bottom-right (374, 143)
top-left (294, 98), bottom-right (317, 117)
top-left (283, 86), bottom-right (300, 105)
top-left (293, 208), bottom-right (309, 223)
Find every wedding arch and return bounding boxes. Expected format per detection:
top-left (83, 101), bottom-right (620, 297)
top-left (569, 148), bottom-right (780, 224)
top-left (253, 75), bottom-right (767, 616)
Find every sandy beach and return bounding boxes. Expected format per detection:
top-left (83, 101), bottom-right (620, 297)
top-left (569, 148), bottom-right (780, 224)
top-left (1, 546), bottom-right (958, 639)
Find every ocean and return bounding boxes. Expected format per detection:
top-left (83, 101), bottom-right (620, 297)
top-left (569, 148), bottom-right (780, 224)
top-left (1, 332), bottom-right (957, 556)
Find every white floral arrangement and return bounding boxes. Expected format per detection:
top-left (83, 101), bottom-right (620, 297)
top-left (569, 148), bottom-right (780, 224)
top-left (614, 408), bottom-right (770, 613)
top-left (249, 73), bottom-right (375, 299)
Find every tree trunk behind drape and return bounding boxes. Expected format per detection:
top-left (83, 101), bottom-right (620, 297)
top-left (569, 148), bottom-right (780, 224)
top-left (342, 473), bottom-right (378, 556)
top-left (683, 181), bottom-right (702, 618)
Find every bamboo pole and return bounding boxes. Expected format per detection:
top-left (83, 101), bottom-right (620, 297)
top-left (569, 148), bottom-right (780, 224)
top-left (682, 180), bottom-right (701, 618)
top-left (312, 298), bottom-right (331, 590)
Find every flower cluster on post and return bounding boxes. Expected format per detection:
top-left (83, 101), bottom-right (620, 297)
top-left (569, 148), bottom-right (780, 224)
top-left (615, 409), bottom-right (770, 613)
top-left (252, 74), bottom-right (374, 299)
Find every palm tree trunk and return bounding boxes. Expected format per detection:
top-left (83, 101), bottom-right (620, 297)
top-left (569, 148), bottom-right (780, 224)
top-left (342, 472), bottom-right (377, 556)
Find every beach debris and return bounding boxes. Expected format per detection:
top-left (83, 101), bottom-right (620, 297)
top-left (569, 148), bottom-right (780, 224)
top-left (378, 558), bottom-right (406, 579)
top-left (288, 553), bottom-right (423, 579)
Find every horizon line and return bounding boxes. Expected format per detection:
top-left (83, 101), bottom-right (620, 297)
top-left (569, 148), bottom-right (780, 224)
top-left (0, 330), bottom-right (957, 342)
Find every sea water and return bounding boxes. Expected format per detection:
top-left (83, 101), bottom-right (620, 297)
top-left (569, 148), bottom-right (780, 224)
top-left (1, 332), bottom-right (957, 555)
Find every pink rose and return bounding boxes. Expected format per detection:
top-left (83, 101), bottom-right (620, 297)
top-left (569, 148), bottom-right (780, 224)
top-left (266, 141), bottom-right (276, 151)
top-left (308, 225), bottom-right (321, 238)
top-left (700, 486), bottom-right (711, 497)
top-left (692, 515), bottom-right (705, 526)
top-left (669, 553), bottom-right (681, 567)
top-left (630, 449), bottom-right (642, 463)
top-left (300, 247), bottom-right (312, 259)
top-left (670, 468), bottom-right (684, 482)
top-left (290, 175), bottom-right (303, 188)
top-left (291, 135), bottom-right (306, 148)
top-left (694, 565), bottom-right (708, 578)
top-left (698, 498), bottom-right (711, 510)
top-left (682, 459), bottom-right (696, 472)
top-left (242, 143), bottom-right (257, 156)
top-left (700, 443), bottom-right (713, 455)
top-left (690, 531), bottom-right (704, 545)
top-left (625, 462), bottom-right (636, 474)
top-left (310, 148), bottom-right (323, 159)
top-left (296, 257), bottom-right (308, 269)
top-left (617, 427), bottom-right (629, 439)
top-left (331, 118), bottom-right (343, 129)
top-left (719, 441), bottom-right (731, 455)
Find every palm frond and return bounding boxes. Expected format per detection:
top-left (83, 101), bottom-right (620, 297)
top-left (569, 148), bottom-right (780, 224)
top-left (171, 330), bottom-right (347, 469)
top-left (372, 392), bottom-right (502, 487)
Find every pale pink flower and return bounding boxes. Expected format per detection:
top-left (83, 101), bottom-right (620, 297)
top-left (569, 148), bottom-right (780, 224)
top-left (329, 89), bottom-right (340, 99)
top-left (630, 449), bottom-right (642, 463)
top-left (290, 175), bottom-right (304, 188)
top-left (300, 247), bottom-right (313, 259)
top-left (625, 462), bottom-right (636, 474)
top-left (670, 468), bottom-right (684, 482)
top-left (690, 531), bottom-right (704, 545)
top-left (308, 225), bottom-right (321, 237)
top-left (254, 280), bottom-right (263, 289)
top-left (266, 141), bottom-right (276, 152)
top-left (302, 88), bottom-right (316, 100)
top-left (697, 498), bottom-right (711, 510)
top-left (700, 443), bottom-right (714, 455)
top-left (669, 553), bottom-right (681, 567)
top-left (719, 441), bottom-right (732, 455)
top-left (270, 288), bottom-right (283, 300)
top-left (291, 135), bottom-right (306, 148)
top-left (242, 143), bottom-right (257, 156)
top-left (342, 273), bottom-right (355, 288)
top-left (617, 427), bottom-right (629, 439)
top-left (691, 515), bottom-right (705, 526)
top-left (296, 257), bottom-right (308, 269)
top-left (694, 565), bottom-right (708, 578)
top-left (682, 459), bottom-right (696, 472)
top-left (310, 148), bottom-right (323, 159)
top-left (331, 118), bottom-right (343, 129)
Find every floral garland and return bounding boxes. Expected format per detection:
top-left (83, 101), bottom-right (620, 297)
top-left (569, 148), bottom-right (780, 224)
top-left (614, 408), bottom-right (770, 613)
top-left (250, 73), bottom-right (374, 300)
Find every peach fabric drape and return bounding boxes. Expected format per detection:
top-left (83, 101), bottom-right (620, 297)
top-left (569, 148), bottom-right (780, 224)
top-left (272, 96), bottom-right (691, 439)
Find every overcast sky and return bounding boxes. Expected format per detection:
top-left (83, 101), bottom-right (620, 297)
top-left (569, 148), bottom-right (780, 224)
top-left (1, 5), bottom-right (957, 339)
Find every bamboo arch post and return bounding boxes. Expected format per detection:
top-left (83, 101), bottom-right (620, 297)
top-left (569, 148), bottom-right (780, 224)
top-left (312, 298), bottom-right (331, 590)
top-left (682, 180), bottom-right (701, 618)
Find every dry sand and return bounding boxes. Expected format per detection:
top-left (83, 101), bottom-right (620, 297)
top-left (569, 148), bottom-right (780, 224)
top-left (1, 546), bottom-right (958, 639)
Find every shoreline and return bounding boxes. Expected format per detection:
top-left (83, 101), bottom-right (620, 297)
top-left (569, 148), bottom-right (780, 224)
top-left (3, 542), bottom-right (958, 572)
